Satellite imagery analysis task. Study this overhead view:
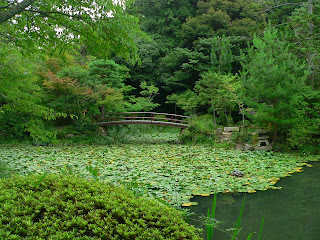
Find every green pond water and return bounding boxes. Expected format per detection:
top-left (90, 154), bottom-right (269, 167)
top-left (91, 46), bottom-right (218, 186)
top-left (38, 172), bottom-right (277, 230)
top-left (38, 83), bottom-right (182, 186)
top-left (188, 161), bottom-right (320, 240)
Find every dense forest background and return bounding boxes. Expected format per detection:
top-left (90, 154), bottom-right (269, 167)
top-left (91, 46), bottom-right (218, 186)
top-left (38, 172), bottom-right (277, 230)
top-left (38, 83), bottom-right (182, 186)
top-left (0, 0), bottom-right (319, 152)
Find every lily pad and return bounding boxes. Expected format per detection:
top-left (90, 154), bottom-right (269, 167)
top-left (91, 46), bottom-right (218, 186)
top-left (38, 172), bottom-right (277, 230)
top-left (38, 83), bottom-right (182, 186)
top-left (0, 140), bottom-right (318, 206)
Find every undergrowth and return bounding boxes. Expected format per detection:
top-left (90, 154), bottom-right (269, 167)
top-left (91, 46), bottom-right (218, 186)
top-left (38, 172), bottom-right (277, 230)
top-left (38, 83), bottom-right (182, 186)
top-left (0, 174), bottom-right (201, 239)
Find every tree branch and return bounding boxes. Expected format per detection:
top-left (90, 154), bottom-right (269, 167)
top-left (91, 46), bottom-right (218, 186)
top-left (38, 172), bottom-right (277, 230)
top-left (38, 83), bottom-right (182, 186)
top-left (25, 9), bottom-right (85, 20)
top-left (0, 0), bottom-right (36, 24)
top-left (0, 1), bottom-right (17, 9)
top-left (261, 2), bottom-right (304, 13)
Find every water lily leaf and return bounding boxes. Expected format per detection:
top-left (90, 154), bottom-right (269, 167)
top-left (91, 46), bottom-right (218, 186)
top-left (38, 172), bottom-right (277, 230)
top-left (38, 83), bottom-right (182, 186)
top-left (1, 140), bottom-right (317, 206)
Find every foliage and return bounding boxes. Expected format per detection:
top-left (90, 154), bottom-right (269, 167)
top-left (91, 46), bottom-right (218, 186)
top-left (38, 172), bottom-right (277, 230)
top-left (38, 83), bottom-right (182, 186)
top-left (1, 143), bottom-right (315, 207)
top-left (126, 81), bottom-right (160, 111)
top-left (0, 110), bottom-right (29, 141)
top-left (181, 0), bottom-right (266, 46)
top-left (195, 72), bottom-right (241, 126)
top-left (130, 0), bottom-right (197, 46)
top-left (105, 126), bottom-right (132, 145)
top-left (179, 114), bottom-right (216, 144)
top-left (125, 125), bottom-right (180, 144)
top-left (285, 1), bottom-right (320, 88)
top-left (210, 35), bottom-right (233, 73)
top-left (168, 72), bottom-right (242, 126)
top-left (42, 69), bottom-right (96, 117)
top-left (0, 158), bottom-right (14, 179)
top-left (287, 90), bottom-right (320, 153)
top-left (88, 59), bottom-right (129, 89)
top-left (231, 131), bottom-right (252, 145)
top-left (167, 90), bottom-right (201, 115)
top-left (73, 118), bottom-right (98, 135)
top-left (0, 44), bottom-right (55, 119)
top-left (0, 174), bottom-right (201, 239)
top-left (42, 58), bottom-right (136, 119)
top-left (0, 44), bottom-right (64, 142)
top-left (158, 47), bottom-right (204, 92)
top-left (240, 27), bottom-right (310, 144)
top-left (0, 0), bottom-right (144, 62)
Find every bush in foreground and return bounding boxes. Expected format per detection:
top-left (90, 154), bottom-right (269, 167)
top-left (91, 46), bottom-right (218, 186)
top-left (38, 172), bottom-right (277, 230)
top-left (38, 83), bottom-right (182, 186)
top-left (0, 174), bottom-right (201, 240)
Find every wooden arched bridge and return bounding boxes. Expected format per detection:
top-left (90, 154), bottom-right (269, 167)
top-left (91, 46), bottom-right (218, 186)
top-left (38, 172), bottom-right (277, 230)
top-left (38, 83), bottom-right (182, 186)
top-left (95, 112), bottom-right (190, 128)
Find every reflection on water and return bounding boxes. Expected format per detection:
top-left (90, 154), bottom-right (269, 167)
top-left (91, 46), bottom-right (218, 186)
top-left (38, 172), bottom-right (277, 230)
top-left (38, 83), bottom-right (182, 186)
top-left (189, 161), bottom-right (320, 240)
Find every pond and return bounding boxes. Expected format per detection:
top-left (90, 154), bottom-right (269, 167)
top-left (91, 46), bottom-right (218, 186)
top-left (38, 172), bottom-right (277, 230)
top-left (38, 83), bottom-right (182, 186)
top-left (188, 161), bottom-right (320, 240)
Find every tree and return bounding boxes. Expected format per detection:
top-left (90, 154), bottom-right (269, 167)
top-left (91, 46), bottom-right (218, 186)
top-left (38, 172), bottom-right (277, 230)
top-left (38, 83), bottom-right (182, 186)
top-left (257, 0), bottom-right (319, 88)
top-left (0, 0), bottom-right (143, 62)
top-left (0, 44), bottom-right (63, 142)
top-left (53, 59), bottom-right (129, 118)
top-left (166, 90), bottom-right (200, 115)
top-left (286, 0), bottom-right (320, 88)
top-left (130, 0), bottom-right (197, 47)
top-left (168, 71), bottom-right (242, 126)
top-left (126, 81), bottom-right (160, 111)
top-left (210, 35), bottom-right (233, 73)
top-left (195, 72), bottom-right (240, 126)
top-left (240, 27), bottom-right (310, 145)
top-left (42, 70), bottom-right (95, 117)
top-left (181, 0), bottom-right (266, 47)
top-left (88, 59), bottom-right (129, 89)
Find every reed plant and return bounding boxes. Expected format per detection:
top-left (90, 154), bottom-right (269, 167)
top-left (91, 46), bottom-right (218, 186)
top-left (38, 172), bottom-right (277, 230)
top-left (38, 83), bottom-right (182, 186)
top-left (206, 194), bottom-right (265, 240)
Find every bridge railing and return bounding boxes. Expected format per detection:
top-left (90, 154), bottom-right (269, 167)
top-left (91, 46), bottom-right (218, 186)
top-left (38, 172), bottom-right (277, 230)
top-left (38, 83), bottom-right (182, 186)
top-left (95, 112), bottom-right (190, 125)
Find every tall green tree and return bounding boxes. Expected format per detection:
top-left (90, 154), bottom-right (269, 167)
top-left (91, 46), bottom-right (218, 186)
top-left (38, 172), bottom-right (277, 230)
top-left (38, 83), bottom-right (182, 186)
top-left (181, 0), bottom-right (266, 47)
top-left (240, 27), bottom-right (310, 145)
top-left (195, 72), bottom-right (240, 126)
top-left (130, 0), bottom-right (197, 47)
top-left (285, 0), bottom-right (320, 88)
top-left (210, 35), bottom-right (233, 73)
top-left (0, 44), bottom-right (63, 142)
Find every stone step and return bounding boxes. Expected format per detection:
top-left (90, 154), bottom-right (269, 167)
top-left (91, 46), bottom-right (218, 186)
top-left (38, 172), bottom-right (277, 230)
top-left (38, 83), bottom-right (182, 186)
top-left (224, 127), bottom-right (240, 132)
top-left (255, 145), bottom-right (272, 151)
top-left (222, 132), bottom-right (232, 136)
top-left (257, 136), bottom-right (269, 140)
top-left (252, 129), bottom-right (269, 135)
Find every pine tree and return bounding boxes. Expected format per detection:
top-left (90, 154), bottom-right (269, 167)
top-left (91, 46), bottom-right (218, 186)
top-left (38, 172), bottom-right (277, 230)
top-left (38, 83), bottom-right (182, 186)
top-left (241, 27), bottom-right (310, 145)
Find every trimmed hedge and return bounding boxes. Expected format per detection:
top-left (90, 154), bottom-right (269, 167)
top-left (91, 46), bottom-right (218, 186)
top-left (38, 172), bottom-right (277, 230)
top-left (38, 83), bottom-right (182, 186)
top-left (0, 174), bottom-right (201, 240)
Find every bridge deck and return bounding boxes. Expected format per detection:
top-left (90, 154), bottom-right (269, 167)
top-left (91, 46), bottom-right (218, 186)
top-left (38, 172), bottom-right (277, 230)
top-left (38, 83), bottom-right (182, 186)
top-left (95, 112), bottom-right (190, 129)
top-left (97, 120), bottom-right (189, 128)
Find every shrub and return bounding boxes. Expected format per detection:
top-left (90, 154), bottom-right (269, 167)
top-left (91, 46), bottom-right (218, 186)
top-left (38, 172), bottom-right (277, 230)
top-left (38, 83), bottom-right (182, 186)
top-left (73, 118), bottom-right (98, 134)
top-left (0, 174), bottom-right (201, 239)
top-left (180, 114), bottom-right (216, 144)
top-left (0, 159), bottom-right (13, 179)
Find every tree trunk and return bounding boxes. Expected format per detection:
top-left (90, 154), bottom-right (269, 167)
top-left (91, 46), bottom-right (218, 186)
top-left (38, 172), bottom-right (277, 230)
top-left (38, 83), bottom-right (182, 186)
top-left (308, 0), bottom-right (315, 88)
top-left (271, 123), bottom-right (278, 146)
top-left (212, 104), bottom-right (216, 127)
top-left (241, 103), bottom-right (245, 127)
top-left (0, 0), bottom-right (36, 24)
top-left (101, 105), bottom-right (105, 120)
top-left (225, 107), bottom-right (229, 124)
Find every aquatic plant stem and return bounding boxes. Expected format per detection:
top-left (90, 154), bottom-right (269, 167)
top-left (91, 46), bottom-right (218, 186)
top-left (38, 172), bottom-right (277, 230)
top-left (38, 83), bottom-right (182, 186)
top-left (231, 194), bottom-right (246, 239)
top-left (258, 213), bottom-right (265, 240)
top-left (206, 193), bottom-right (218, 239)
